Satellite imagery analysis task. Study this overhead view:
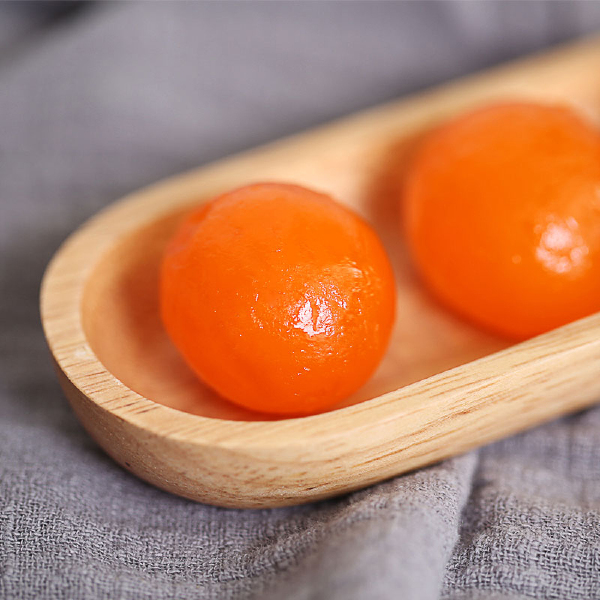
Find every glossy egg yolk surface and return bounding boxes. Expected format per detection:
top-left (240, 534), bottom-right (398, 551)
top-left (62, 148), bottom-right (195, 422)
top-left (404, 102), bottom-right (600, 340)
top-left (161, 182), bottom-right (396, 415)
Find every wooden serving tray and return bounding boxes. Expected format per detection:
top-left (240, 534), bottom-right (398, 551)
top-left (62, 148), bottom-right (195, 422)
top-left (41, 36), bottom-right (600, 508)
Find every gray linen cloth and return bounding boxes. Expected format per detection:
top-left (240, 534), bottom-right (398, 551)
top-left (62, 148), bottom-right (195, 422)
top-left (2, 2), bottom-right (600, 599)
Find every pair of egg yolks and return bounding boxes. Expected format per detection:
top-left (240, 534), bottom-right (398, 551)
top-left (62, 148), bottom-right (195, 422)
top-left (162, 103), bottom-right (600, 415)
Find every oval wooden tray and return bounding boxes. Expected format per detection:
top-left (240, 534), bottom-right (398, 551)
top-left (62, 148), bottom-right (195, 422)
top-left (41, 37), bottom-right (600, 508)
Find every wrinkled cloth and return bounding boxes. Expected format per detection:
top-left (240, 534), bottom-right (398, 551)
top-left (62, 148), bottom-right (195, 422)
top-left (2, 2), bottom-right (600, 599)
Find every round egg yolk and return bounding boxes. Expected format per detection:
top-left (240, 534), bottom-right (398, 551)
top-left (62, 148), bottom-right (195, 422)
top-left (404, 102), bottom-right (600, 341)
top-left (161, 182), bottom-right (396, 415)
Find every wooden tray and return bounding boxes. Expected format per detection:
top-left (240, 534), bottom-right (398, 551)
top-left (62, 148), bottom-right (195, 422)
top-left (41, 36), bottom-right (600, 508)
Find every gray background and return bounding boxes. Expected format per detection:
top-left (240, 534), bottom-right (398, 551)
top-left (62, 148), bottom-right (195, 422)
top-left (2, 2), bottom-right (600, 599)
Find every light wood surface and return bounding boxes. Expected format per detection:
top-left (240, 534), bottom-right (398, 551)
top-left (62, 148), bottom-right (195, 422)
top-left (41, 36), bottom-right (600, 508)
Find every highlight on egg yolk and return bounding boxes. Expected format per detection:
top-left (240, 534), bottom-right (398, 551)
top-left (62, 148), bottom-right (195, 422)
top-left (404, 102), bottom-right (600, 341)
top-left (161, 183), bottom-right (396, 415)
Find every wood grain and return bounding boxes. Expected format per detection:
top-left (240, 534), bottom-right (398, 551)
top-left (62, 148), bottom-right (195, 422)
top-left (41, 36), bottom-right (600, 508)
